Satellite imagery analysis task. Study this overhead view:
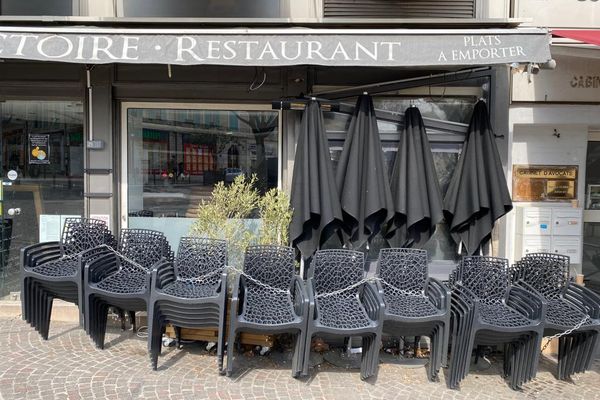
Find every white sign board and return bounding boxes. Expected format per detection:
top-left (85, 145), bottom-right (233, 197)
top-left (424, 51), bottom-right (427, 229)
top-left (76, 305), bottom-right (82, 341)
top-left (39, 214), bottom-right (81, 242)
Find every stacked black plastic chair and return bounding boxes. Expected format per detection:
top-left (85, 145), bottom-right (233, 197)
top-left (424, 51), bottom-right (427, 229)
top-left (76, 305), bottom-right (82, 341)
top-left (85, 229), bottom-right (173, 349)
top-left (514, 253), bottom-right (600, 380)
top-left (303, 249), bottom-right (384, 380)
top-left (448, 256), bottom-right (545, 390)
top-left (21, 218), bottom-right (115, 339)
top-left (376, 248), bottom-right (451, 381)
top-left (148, 237), bottom-right (228, 372)
top-left (227, 245), bottom-right (308, 377)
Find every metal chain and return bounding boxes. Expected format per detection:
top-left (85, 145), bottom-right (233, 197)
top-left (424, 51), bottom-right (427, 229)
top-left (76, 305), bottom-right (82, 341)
top-left (226, 265), bottom-right (288, 294)
top-left (541, 315), bottom-right (591, 352)
top-left (315, 277), bottom-right (378, 298)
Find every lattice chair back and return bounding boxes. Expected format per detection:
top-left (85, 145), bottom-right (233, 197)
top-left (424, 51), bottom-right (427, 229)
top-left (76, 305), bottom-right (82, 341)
top-left (311, 249), bottom-right (364, 296)
top-left (60, 218), bottom-right (114, 257)
top-left (175, 237), bottom-right (227, 285)
top-left (243, 245), bottom-right (295, 290)
top-left (118, 229), bottom-right (174, 270)
top-left (519, 253), bottom-right (570, 300)
top-left (378, 248), bottom-right (428, 294)
top-left (458, 256), bottom-right (510, 304)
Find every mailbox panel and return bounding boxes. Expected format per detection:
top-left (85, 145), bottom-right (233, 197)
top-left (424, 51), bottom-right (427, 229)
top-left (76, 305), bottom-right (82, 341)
top-left (552, 208), bottom-right (582, 236)
top-left (552, 236), bottom-right (582, 264)
top-left (521, 208), bottom-right (552, 236)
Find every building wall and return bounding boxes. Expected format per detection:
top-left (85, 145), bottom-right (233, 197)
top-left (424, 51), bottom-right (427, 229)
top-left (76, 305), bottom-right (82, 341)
top-left (512, 0), bottom-right (600, 28)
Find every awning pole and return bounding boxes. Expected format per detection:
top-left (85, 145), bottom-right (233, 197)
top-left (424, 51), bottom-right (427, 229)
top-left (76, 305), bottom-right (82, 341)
top-left (86, 66), bottom-right (93, 141)
top-left (311, 66), bottom-right (490, 98)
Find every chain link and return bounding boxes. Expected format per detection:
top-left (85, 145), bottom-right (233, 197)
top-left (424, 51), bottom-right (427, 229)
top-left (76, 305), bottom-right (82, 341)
top-left (541, 315), bottom-right (591, 352)
top-left (225, 265), bottom-right (288, 294)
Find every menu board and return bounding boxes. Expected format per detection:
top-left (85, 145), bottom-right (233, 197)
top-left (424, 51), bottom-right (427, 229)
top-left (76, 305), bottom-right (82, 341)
top-left (513, 165), bottom-right (578, 202)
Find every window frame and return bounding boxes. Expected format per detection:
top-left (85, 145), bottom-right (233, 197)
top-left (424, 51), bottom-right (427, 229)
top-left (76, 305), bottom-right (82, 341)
top-left (119, 101), bottom-right (282, 230)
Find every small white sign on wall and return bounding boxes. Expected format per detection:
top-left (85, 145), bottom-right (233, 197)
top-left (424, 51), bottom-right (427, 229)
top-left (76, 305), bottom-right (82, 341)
top-left (90, 214), bottom-right (111, 231)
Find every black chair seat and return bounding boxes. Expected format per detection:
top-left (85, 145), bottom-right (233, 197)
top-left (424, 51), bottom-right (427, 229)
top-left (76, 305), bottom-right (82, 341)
top-left (240, 285), bottom-right (297, 325)
top-left (31, 257), bottom-right (79, 277)
top-left (479, 303), bottom-right (532, 328)
top-left (316, 295), bottom-right (373, 329)
top-left (161, 280), bottom-right (217, 299)
top-left (95, 270), bottom-right (146, 294)
top-left (384, 292), bottom-right (440, 318)
top-left (547, 299), bottom-right (592, 327)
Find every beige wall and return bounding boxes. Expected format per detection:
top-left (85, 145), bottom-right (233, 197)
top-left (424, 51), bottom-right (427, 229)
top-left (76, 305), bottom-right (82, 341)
top-left (513, 0), bottom-right (600, 28)
top-left (512, 54), bottom-right (600, 103)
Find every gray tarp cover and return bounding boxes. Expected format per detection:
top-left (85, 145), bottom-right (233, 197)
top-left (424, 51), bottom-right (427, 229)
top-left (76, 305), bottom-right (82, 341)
top-left (290, 101), bottom-right (343, 260)
top-left (385, 107), bottom-right (444, 248)
top-left (0, 27), bottom-right (551, 66)
top-left (336, 94), bottom-right (394, 249)
top-left (443, 101), bottom-right (513, 255)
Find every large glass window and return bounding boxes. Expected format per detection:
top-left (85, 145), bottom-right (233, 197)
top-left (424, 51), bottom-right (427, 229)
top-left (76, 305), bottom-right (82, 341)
top-left (126, 105), bottom-right (279, 248)
top-left (0, 100), bottom-right (84, 298)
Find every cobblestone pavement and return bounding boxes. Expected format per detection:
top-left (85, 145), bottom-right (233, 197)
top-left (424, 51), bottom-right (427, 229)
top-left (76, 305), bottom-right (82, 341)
top-left (0, 317), bottom-right (598, 400)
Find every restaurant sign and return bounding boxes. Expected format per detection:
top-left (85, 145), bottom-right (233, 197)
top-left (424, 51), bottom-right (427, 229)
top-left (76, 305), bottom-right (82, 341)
top-left (513, 165), bottom-right (578, 202)
top-left (0, 28), bottom-right (551, 66)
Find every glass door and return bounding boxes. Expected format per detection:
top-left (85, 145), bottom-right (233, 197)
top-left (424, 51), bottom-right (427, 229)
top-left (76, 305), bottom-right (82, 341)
top-left (0, 100), bottom-right (85, 298)
top-left (121, 103), bottom-right (281, 250)
top-left (583, 133), bottom-right (600, 293)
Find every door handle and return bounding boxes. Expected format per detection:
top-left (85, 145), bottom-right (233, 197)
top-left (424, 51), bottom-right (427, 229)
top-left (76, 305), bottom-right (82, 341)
top-left (7, 208), bottom-right (21, 216)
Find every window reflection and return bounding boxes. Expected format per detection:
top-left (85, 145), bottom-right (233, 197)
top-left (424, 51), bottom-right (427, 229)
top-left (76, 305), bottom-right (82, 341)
top-left (127, 108), bottom-right (279, 219)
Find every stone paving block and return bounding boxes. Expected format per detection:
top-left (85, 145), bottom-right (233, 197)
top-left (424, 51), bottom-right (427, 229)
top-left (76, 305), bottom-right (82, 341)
top-left (0, 317), bottom-right (599, 399)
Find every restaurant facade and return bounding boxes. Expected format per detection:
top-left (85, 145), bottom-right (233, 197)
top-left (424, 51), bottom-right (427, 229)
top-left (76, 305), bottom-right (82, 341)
top-left (0, 0), bottom-right (560, 300)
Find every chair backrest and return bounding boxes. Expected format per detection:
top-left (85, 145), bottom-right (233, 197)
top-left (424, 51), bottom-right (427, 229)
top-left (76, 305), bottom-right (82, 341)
top-left (517, 253), bottom-right (570, 300)
top-left (61, 218), bottom-right (114, 256)
top-left (243, 245), bottom-right (295, 291)
top-left (457, 256), bottom-right (510, 304)
top-left (175, 237), bottom-right (227, 281)
top-left (377, 248), bottom-right (428, 294)
top-left (118, 229), bottom-right (174, 269)
top-left (311, 249), bottom-right (364, 296)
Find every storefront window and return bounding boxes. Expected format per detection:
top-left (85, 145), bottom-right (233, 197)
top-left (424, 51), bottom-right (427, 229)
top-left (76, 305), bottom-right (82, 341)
top-left (0, 100), bottom-right (84, 298)
top-left (126, 106), bottom-right (279, 248)
top-left (583, 141), bottom-right (600, 293)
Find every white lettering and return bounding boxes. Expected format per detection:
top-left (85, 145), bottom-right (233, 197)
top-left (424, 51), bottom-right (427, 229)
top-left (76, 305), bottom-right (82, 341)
top-left (121, 36), bottom-right (139, 60)
top-left (37, 35), bottom-right (73, 59)
top-left (354, 42), bottom-right (377, 61)
top-left (0, 33), bottom-right (7, 55)
top-left (91, 36), bottom-right (119, 60)
top-left (75, 36), bottom-right (86, 60)
top-left (258, 42), bottom-right (279, 60)
top-left (438, 51), bottom-right (447, 61)
top-left (176, 36), bottom-right (204, 61)
top-left (330, 42), bottom-right (351, 60)
top-left (10, 34), bottom-right (39, 56)
top-left (222, 40), bottom-right (236, 60)
top-left (379, 42), bottom-right (401, 61)
top-left (280, 41), bottom-right (302, 61)
top-left (516, 46), bottom-right (526, 57)
top-left (207, 40), bottom-right (220, 59)
top-left (238, 41), bottom-right (259, 60)
top-left (307, 41), bottom-right (326, 60)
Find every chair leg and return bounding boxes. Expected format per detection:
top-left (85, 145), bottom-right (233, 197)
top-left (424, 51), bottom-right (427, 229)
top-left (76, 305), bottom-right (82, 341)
top-left (302, 328), bottom-right (313, 377)
top-left (118, 309), bottom-right (126, 331)
top-left (40, 295), bottom-right (54, 340)
top-left (291, 329), bottom-right (305, 378)
top-left (175, 326), bottom-right (182, 349)
top-left (129, 311), bottom-right (137, 332)
top-left (149, 307), bottom-right (161, 371)
top-left (226, 328), bottom-right (237, 377)
top-left (217, 299), bottom-right (227, 375)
